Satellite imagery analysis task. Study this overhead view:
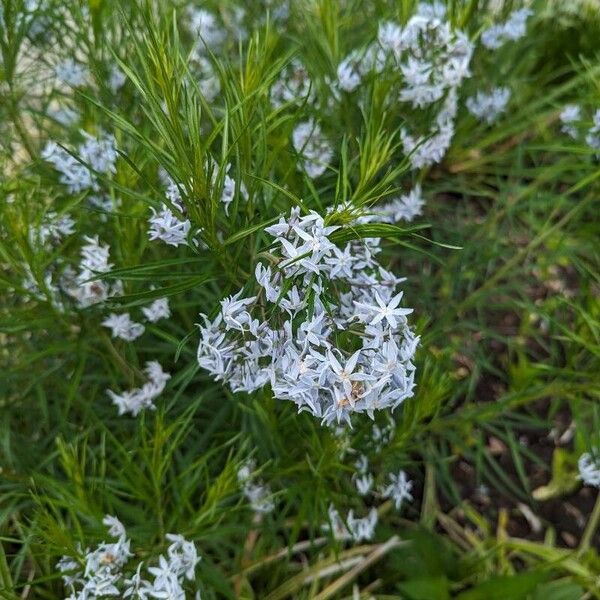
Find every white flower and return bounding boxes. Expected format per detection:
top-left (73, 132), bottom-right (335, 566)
top-left (323, 505), bottom-right (378, 542)
top-left (393, 15), bottom-right (472, 109)
top-left (187, 7), bottom-right (226, 49)
top-left (481, 8), bottom-right (533, 49)
top-left (107, 361), bottom-right (170, 416)
top-left (401, 90), bottom-right (458, 168)
top-left (42, 131), bottom-right (117, 193)
top-left (190, 52), bottom-right (221, 102)
top-left (48, 104), bottom-right (79, 126)
top-left (354, 473), bottom-right (374, 496)
top-left (270, 59), bottom-right (314, 107)
top-left (416, 1), bottom-right (446, 19)
top-left (337, 51), bottom-right (363, 92)
top-left (578, 450), bottom-right (600, 488)
top-left (381, 470), bottom-right (413, 510)
top-left (208, 159), bottom-right (248, 215)
top-left (197, 209), bottom-right (419, 426)
top-left (585, 109), bottom-right (600, 153)
top-left (108, 65), bottom-right (126, 92)
top-left (55, 58), bottom-right (89, 86)
top-left (560, 104), bottom-right (581, 138)
top-left (102, 313), bottom-right (145, 341)
top-left (102, 515), bottom-right (127, 538)
top-left (354, 290), bottom-right (413, 329)
top-left (165, 533), bottom-right (201, 581)
top-left (373, 184), bottom-right (425, 223)
top-left (466, 87), bottom-right (511, 124)
top-left (62, 235), bottom-right (122, 308)
top-left (42, 142), bottom-right (95, 194)
top-left (142, 298), bottom-right (171, 323)
top-left (237, 460), bottom-right (275, 514)
top-left (148, 204), bottom-right (191, 247)
top-left (79, 130), bottom-right (118, 174)
top-left (378, 21), bottom-right (403, 58)
top-left (292, 120), bottom-right (333, 179)
top-left (58, 517), bottom-right (200, 599)
top-left (32, 211), bottom-right (75, 248)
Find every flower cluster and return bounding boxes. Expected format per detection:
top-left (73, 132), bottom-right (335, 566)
top-left (103, 312), bottom-right (145, 341)
top-left (107, 361), bottom-right (171, 416)
top-left (189, 50), bottom-right (221, 102)
top-left (560, 104), bottom-right (582, 139)
top-left (42, 131), bottom-right (117, 194)
top-left (270, 59), bottom-right (314, 108)
top-left (352, 454), bottom-right (374, 496)
top-left (585, 109), bottom-right (600, 154)
top-left (197, 208), bottom-right (419, 426)
top-left (31, 211), bottom-right (75, 249)
top-left (142, 297), bottom-right (171, 323)
top-left (62, 235), bottom-right (123, 308)
top-left (578, 449), bottom-right (600, 488)
top-left (323, 505), bottom-right (378, 542)
top-left (55, 58), bottom-right (89, 87)
top-left (558, 105), bottom-right (600, 155)
top-left (381, 470), bottom-right (413, 510)
top-left (148, 181), bottom-right (192, 248)
top-left (481, 8), bottom-right (533, 50)
top-left (333, 5), bottom-right (472, 169)
top-left (237, 460), bottom-right (275, 514)
top-left (338, 4), bottom-right (472, 105)
top-left (466, 87), bottom-right (511, 125)
top-left (369, 184), bottom-right (425, 223)
top-left (292, 120), bottom-right (333, 179)
top-left (57, 515), bottom-right (200, 599)
top-left (209, 159), bottom-right (249, 215)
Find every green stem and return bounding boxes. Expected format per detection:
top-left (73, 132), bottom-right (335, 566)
top-left (579, 489), bottom-right (600, 555)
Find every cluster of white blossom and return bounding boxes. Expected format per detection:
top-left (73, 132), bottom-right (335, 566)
top-left (271, 60), bottom-right (314, 108)
top-left (186, 7), bottom-right (227, 50)
top-left (323, 505), bottom-right (378, 542)
top-left (189, 50), bottom-right (221, 102)
top-left (337, 2), bottom-right (471, 103)
top-left (55, 58), bottom-right (89, 87)
top-left (103, 313), bottom-right (145, 341)
top-left (185, 2), bottom-right (288, 54)
top-left (585, 109), bottom-right (600, 154)
top-left (292, 119), bottom-right (333, 178)
top-left (481, 8), bottom-right (533, 50)
top-left (108, 65), bottom-right (127, 93)
top-left (57, 515), bottom-right (200, 599)
top-left (48, 104), bottom-right (80, 127)
top-left (381, 470), bottom-right (413, 510)
top-left (197, 208), bottom-right (419, 426)
top-left (578, 449), bottom-right (600, 488)
top-left (400, 90), bottom-right (458, 169)
top-left (558, 105), bottom-right (600, 155)
top-left (148, 203), bottom-right (192, 247)
top-left (369, 184), bottom-right (425, 223)
top-left (148, 180), bottom-right (192, 248)
top-left (237, 460), bottom-right (275, 514)
top-left (352, 454), bottom-right (374, 496)
top-left (62, 235), bottom-right (123, 308)
top-left (31, 211), bottom-right (75, 249)
top-left (559, 104), bottom-right (582, 138)
top-left (107, 360), bottom-right (171, 416)
top-left (143, 297), bottom-right (171, 323)
top-left (42, 131), bottom-right (118, 193)
top-left (333, 4), bottom-right (472, 169)
top-left (466, 87), bottom-right (511, 124)
top-left (208, 159), bottom-right (249, 215)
